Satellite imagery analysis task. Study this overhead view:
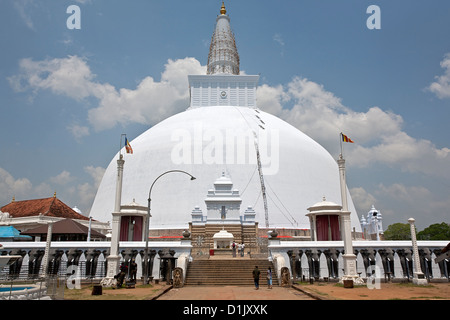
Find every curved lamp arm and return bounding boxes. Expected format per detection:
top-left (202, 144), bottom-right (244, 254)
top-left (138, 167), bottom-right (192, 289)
top-left (143, 169), bottom-right (196, 284)
top-left (148, 170), bottom-right (196, 204)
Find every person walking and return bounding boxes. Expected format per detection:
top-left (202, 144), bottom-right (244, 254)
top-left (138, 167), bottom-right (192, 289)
top-left (267, 267), bottom-right (273, 289)
top-left (252, 266), bottom-right (260, 290)
top-left (232, 241), bottom-right (236, 257)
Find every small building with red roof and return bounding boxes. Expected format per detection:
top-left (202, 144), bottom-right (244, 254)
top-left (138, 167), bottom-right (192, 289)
top-left (0, 193), bottom-right (109, 240)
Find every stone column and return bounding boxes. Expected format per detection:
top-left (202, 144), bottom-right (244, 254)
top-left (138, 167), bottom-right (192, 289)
top-left (40, 221), bottom-right (53, 277)
top-left (114, 155), bottom-right (125, 213)
top-left (337, 155), bottom-right (362, 284)
top-left (101, 155), bottom-right (125, 287)
top-left (309, 215), bottom-right (317, 241)
top-left (105, 212), bottom-right (121, 278)
top-left (408, 218), bottom-right (427, 285)
top-left (337, 155), bottom-right (348, 211)
top-left (341, 211), bottom-right (360, 282)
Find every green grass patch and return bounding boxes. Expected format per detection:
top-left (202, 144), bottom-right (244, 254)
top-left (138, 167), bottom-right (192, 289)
top-left (395, 282), bottom-right (435, 289)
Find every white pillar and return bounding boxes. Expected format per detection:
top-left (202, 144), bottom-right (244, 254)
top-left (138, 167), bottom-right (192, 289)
top-left (114, 155), bottom-right (125, 213)
top-left (106, 212), bottom-right (121, 278)
top-left (102, 155), bottom-right (125, 286)
top-left (337, 154), bottom-right (363, 285)
top-left (40, 221), bottom-right (53, 277)
top-left (337, 155), bottom-right (348, 211)
top-left (341, 211), bottom-right (358, 278)
top-left (408, 218), bottom-right (427, 285)
top-left (87, 216), bottom-right (92, 242)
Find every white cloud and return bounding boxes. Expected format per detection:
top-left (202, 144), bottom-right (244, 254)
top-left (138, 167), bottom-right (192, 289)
top-left (273, 33), bottom-right (285, 57)
top-left (349, 187), bottom-right (377, 215)
top-left (427, 53), bottom-right (450, 99)
top-left (256, 83), bottom-right (289, 116)
top-left (376, 183), bottom-right (431, 203)
top-left (9, 56), bottom-right (205, 134)
top-left (0, 168), bottom-right (33, 204)
top-left (67, 124), bottom-right (90, 142)
top-left (76, 182), bottom-right (95, 210)
top-left (9, 55), bottom-right (450, 181)
top-left (273, 34), bottom-right (285, 47)
top-left (348, 133), bottom-right (450, 179)
top-left (9, 55), bottom-right (107, 101)
top-left (373, 183), bottom-right (448, 225)
top-left (0, 164), bottom-right (105, 216)
top-left (256, 76), bottom-right (450, 179)
top-left (88, 57), bottom-right (205, 130)
top-left (84, 166), bottom-right (105, 189)
top-left (350, 183), bottom-right (450, 229)
top-left (13, 0), bottom-right (36, 30)
top-left (50, 171), bottom-right (74, 185)
top-left (67, 166), bottom-right (106, 213)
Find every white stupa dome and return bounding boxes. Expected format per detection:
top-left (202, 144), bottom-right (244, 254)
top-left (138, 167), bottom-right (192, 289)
top-left (90, 105), bottom-right (361, 231)
top-left (89, 3), bottom-right (361, 232)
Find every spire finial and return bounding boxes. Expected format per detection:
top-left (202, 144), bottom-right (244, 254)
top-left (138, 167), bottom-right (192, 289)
top-left (208, 1), bottom-right (239, 75)
top-left (220, 2), bottom-right (226, 15)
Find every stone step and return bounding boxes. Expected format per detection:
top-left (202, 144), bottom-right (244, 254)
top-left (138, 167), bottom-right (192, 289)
top-left (185, 258), bottom-right (277, 286)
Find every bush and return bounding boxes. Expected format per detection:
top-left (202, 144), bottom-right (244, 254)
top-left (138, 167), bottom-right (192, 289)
top-left (417, 222), bottom-right (450, 240)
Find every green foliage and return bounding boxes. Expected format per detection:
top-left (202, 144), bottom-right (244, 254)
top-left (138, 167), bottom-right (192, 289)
top-left (417, 222), bottom-right (450, 240)
top-left (383, 223), bottom-right (411, 240)
top-left (384, 222), bottom-right (450, 240)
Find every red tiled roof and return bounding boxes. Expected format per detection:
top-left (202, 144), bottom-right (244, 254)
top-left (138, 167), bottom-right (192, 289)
top-left (22, 219), bottom-right (104, 238)
top-left (1, 197), bottom-right (89, 221)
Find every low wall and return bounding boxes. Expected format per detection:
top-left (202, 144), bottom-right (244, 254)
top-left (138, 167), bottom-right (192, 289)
top-left (268, 240), bottom-right (449, 282)
top-left (0, 240), bottom-right (192, 282)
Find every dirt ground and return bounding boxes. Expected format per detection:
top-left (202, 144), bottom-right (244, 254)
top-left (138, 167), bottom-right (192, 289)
top-left (296, 281), bottom-right (450, 300)
top-left (63, 281), bottom-right (450, 300)
top-left (63, 283), bottom-right (171, 300)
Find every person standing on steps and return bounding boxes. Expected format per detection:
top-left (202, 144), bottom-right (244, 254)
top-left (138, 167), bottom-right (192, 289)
top-left (267, 267), bottom-right (273, 289)
top-left (252, 266), bottom-right (260, 290)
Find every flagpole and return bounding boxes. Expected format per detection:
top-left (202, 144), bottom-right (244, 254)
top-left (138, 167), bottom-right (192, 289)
top-left (336, 132), bottom-right (361, 282)
top-left (339, 132), bottom-right (343, 158)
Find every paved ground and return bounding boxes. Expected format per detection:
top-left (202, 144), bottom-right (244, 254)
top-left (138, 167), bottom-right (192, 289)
top-left (63, 281), bottom-right (449, 301)
top-left (156, 285), bottom-right (315, 300)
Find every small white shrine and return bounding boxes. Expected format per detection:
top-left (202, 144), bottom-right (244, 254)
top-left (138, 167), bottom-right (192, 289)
top-left (189, 172), bottom-right (258, 255)
top-left (213, 229), bottom-right (234, 249)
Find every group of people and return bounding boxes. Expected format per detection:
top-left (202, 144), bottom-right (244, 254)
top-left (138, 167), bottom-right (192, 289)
top-left (115, 260), bottom-right (138, 288)
top-left (231, 241), bottom-right (246, 257)
top-left (252, 266), bottom-right (273, 290)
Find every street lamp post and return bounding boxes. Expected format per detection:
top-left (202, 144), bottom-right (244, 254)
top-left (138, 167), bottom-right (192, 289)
top-left (143, 170), bottom-right (196, 285)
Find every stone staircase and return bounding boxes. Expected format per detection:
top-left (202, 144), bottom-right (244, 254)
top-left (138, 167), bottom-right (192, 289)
top-left (184, 258), bottom-right (277, 286)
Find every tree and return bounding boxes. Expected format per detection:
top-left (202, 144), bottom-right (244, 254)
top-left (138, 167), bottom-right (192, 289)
top-left (383, 223), bottom-right (411, 240)
top-left (417, 222), bottom-right (450, 240)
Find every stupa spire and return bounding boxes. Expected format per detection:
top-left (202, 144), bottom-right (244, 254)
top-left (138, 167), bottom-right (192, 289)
top-left (207, 2), bottom-right (240, 75)
top-left (220, 2), bottom-right (226, 15)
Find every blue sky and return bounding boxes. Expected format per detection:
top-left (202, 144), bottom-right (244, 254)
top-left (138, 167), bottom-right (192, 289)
top-left (1, 0), bottom-right (449, 230)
